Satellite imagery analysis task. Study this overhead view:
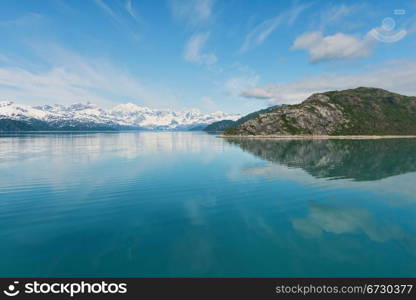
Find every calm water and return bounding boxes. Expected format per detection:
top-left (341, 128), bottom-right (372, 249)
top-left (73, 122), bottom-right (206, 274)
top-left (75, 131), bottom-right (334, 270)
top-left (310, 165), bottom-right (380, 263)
top-left (0, 132), bottom-right (415, 277)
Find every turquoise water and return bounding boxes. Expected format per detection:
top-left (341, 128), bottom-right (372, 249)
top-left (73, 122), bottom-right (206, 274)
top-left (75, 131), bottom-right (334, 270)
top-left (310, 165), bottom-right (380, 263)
top-left (0, 132), bottom-right (415, 277)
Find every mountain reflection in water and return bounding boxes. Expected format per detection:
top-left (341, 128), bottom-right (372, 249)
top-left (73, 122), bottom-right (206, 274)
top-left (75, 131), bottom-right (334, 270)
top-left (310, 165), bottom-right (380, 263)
top-left (224, 138), bottom-right (416, 181)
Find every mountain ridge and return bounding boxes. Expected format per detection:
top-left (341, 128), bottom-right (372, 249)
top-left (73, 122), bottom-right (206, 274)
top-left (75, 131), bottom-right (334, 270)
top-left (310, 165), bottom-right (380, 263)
top-left (204, 105), bottom-right (281, 132)
top-left (224, 87), bottom-right (416, 136)
top-left (0, 101), bottom-right (240, 131)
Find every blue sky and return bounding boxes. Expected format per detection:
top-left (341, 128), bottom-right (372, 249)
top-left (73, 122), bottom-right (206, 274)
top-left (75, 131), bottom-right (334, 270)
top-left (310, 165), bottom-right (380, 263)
top-left (0, 0), bottom-right (416, 114)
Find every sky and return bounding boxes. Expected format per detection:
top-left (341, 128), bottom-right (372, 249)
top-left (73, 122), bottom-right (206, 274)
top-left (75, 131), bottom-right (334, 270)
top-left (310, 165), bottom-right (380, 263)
top-left (0, 0), bottom-right (416, 114)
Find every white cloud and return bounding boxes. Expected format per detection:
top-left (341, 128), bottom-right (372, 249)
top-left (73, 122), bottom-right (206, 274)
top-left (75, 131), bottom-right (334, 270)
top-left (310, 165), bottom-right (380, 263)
top-left (170, 0), bottom-right (215, 26)
top-left (292, 31), bottom-right (373, 63)
top-left (318, 3), bottom-right (364, 30)
top-left (200, 96), bottom-right (220, 112)
top-left (94, 0), bottom-right (120, 22)
top-left (124, 0), bottom-right (140, 22)
top-left (321, 4), bottom-right (353, 25)
top-left (0, 53), bottom-right (10, 63)
top-left (0, 12), bottom-right (44, 27)
top-left (292, 205), bottom-right (404, 242)
top-left (224, 72), bottom-right (260, 96)
top-left (0, 47), bottom-right (179, 108)
top-left (241, 59), bottom-right (416, 104)
top-left (240, 3), bottom-right (311, 53)
top-left (93, 0), bottom-right (141, 38)
top-left (193, 0), bottom-right (214, 21)
top-left (184, 32), bottom-right (217, 65)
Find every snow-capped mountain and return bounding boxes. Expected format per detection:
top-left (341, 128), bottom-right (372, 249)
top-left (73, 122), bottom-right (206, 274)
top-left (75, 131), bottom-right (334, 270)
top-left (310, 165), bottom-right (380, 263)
top-left (0, 101), bottom-right (240, 131)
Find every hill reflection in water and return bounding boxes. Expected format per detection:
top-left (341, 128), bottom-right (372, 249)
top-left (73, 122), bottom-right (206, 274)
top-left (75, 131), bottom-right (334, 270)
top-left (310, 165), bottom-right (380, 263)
top-left (224, 138), bottom-right (416, 181)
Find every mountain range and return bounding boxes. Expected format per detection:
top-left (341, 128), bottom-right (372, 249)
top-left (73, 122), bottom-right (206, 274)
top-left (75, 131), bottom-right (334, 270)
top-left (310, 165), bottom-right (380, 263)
top-left (0, 101), bottom-right (240, 131)
top-left (3, 87), bottom-right (415, 134)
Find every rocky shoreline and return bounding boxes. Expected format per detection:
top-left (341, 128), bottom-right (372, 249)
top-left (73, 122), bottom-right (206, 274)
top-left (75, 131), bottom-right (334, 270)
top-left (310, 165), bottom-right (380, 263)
top-left (219, 135), bottom-right (416, 139)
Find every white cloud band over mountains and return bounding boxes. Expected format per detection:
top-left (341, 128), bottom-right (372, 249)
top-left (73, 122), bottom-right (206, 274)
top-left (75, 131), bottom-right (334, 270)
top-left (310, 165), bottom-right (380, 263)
top-left (0, 46), bottom-right (181, 109)
top-left (241, 60), bottom-right (416, 105)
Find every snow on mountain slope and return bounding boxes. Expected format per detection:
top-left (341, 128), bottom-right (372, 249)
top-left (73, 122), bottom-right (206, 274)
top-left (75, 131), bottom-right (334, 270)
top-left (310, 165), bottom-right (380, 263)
top-left (0, 101), bottom-right (50, 120)
top-left (0, 101), bottom-right (240, 130)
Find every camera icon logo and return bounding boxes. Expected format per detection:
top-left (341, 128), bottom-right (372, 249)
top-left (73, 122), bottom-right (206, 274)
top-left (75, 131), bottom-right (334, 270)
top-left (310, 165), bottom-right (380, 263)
top-left (370, 10), bottom-right (407, 43)
top-left (3, 281), bottom-right (20, 297)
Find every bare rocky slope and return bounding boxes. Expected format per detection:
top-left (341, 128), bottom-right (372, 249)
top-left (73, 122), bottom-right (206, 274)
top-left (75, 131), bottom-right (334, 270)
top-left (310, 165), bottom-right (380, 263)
top-left (224, 87), bottom-right (416, 136)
